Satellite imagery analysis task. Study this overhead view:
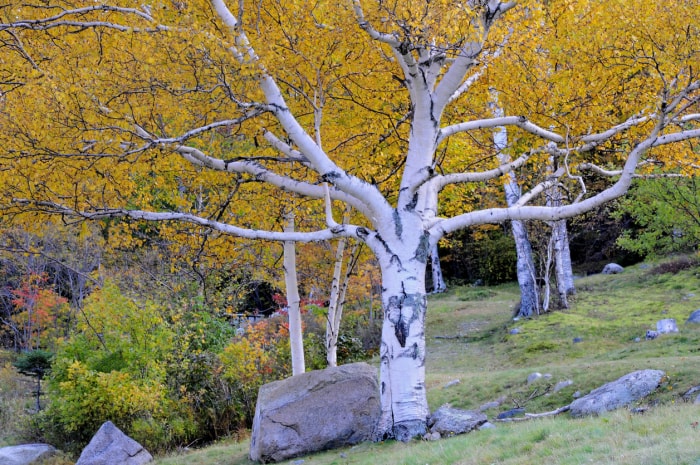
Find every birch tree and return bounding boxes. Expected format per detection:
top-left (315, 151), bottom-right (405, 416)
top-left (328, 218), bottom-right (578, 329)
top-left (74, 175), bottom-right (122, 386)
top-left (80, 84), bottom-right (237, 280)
top-left (1, 0), bottom-right (699, 440)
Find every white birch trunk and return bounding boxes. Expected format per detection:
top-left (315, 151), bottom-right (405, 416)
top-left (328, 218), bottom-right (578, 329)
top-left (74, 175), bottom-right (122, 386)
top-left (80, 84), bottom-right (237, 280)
top-left (372, 213), bottom-right (430, 441)
top-left (511, 219), bottom-right (540, 317)
top-left (283, 213), bottom-right (305, 376)
top-left (546, 157), bottom-right (576, 308)
top-left (493, 109), bottom-right (540, 317)
top-left (325, 236), bottom-right (360, 368)
top-left (556, 220), bottom-right (576, 296)
top-left (325, 235), bottom-right (346, 368)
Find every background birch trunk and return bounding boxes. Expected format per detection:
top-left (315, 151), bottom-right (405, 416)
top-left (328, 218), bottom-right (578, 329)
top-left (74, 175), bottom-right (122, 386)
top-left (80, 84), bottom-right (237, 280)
top-left (493, 115), bottom-right (540, 317)
top-left (283, 213), bottom-right (305, 376)
top-left (547, 156), bottom-right (576, 308)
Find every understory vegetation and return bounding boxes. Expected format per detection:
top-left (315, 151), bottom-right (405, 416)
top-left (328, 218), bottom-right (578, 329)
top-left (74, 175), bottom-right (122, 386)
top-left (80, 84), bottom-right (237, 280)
top-left (4, 254), bottom-right (700, 464)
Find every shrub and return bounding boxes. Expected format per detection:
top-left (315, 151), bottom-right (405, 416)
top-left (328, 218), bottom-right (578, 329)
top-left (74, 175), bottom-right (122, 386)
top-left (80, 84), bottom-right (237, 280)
top-left (648, 256), bottom-right (699, 275)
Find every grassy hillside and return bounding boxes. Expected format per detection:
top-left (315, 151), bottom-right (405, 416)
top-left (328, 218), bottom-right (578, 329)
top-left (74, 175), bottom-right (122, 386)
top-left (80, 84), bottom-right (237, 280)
top-left (5, 256), bottom-right (700, 464)
top-left (153, 256), bottom-right (700, 465)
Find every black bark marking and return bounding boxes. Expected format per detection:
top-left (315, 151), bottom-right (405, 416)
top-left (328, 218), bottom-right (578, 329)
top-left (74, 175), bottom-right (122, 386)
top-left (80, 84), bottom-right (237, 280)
top-left (381, 381), bottom-right (386, 395)
top-left (375, 233), bottom-right (393, 255)
top-left (393, 209), bottom-right (403, 239)
top-left (413, 231), bottom-right (430, 264)
top-left (389, 254), bottom-right (403, 271)
top-left (321, 171), bottom-right (342, 183)
top-left (395, 313), bottom-right (408, 347)
top-left (387, 292), bottom-right (426, 348)
top-left (404, 192), bottom-right (418, 212)
top-left (356, 227), bottom-right (370, 239)
top-left (269, 102), bottom-right (289, 113)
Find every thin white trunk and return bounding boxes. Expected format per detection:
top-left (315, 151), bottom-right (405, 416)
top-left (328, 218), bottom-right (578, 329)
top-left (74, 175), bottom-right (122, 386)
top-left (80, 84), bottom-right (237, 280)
top-left (559, 224), bottom-right (576, 296)
top-left (326, 227), bottom-right (360, 367)
top-left (542, 233), bottom-right (554, 313)
top-left (283, 213), bottom-right (305, 376)
top-left (552, 220), bottom-right (569, 308)
top-left (547, 156), bottom-right (576, 308)
top-left (493, 103), bottom-right (540, 317)
top-left (325, 235), bottom-right (346, 367)
top-left (511, 219), bottom-right (540, 317)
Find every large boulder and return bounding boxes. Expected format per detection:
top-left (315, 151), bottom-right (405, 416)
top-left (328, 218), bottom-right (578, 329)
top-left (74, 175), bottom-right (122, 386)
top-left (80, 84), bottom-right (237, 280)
top-left (75, 421), bottom-right (152, 465)
top-left (569, 369), bottom-right (665, 418)
top-left (249, 362), bottom-right (380, 463)
top-left (427, 405), bottom-right (487, 437)
top-left (601, 263), bottom-right (624, 274)
top-left (0, 444), bottom-right (56, 465)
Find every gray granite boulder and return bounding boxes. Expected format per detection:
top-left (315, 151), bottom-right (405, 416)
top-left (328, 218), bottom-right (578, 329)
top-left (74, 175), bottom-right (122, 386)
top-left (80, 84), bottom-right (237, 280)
top-left (427, 405), bottom-right (487, 437)
top-left (0, 444), bottom-right (56, 465)
top-left (602, 263), bottom-right (624, 274)
top-left (656, 319), bottom-right (678, 334)
top-left (249, 362), bottom-right (380, 463)
top-left (75, 421), bottom-right (152, 465)
top-left (569, 369), bottom-right (664, 417)
top-left (687, 309), bottom-right (700, 324)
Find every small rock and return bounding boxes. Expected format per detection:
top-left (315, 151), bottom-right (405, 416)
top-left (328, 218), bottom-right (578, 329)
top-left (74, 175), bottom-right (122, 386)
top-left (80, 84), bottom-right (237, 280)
top-left (428, 405), bottom-right (487, 437)
top-left (422, 431), bottom-right (441, 441)
top-left (543, 373), bottom-right (553, 380)
top-left (479, 401), bottom-right (501, 411)
top-left (478, 422), bottom-right (496, 430)
top-left (602, 263), bottom-right (624, 274)
top-left (554, 380), bottom-right (574, 392)
top-left (639, 264), bottom-right (650, 270)
top-left (293, 460), bottom-right (305, 465)
top-left (656, 318), bottom-right (678, 334)
top-left (496, 408), bottom-right (525, 419)
top-left (572, 337), bottom-right (583, 343)
top-left (573, 391), bottom-right (581, 399)
top-left (646, 330), bottom-right (659, 340)
top-left (686, 309), bottom-right (700, 324)
top-left (527, 372), bottom-right (543, 384)
top-left (634, 337), bottom-right (641, 343)
top-left (681, 385), bottom-right (700, 401)
top-left (695, 395), bottom-right (700, 405)
top-left (340, 453), bottom-right (347, 458)
top-left (443, 379), bottom-right (461, 389)
top-left (509, 328), bottom-right (520, 335)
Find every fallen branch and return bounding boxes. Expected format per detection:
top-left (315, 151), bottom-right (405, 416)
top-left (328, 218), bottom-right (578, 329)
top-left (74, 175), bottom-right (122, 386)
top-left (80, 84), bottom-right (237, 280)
top-left (494, 404), bottom-right (571, 422)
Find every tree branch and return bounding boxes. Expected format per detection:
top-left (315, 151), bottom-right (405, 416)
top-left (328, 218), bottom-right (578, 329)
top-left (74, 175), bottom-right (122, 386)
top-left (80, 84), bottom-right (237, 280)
top-left (438, 116), bottom-right (565, 145)
top-left (10, 199), bottom-right (358, 243)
